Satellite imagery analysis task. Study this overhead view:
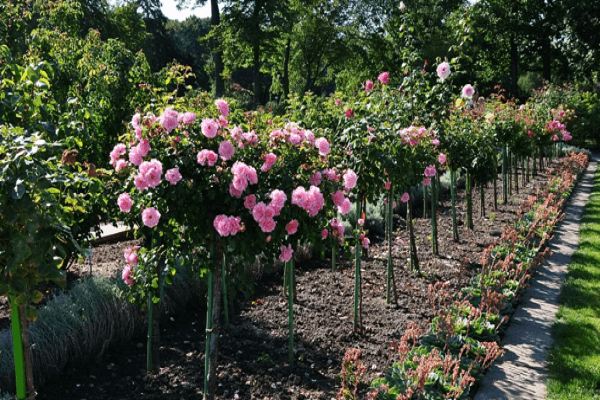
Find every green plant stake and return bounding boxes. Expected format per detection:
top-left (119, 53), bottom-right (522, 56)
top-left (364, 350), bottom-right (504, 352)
top-left (423, 184), bottom-right (427, 219)
top-left (146, 290), bottom-right (154, 373)
top-left (10, 297), bottom-right (26, 400)
top-left (332, 238), bottom-right (337, 272)
top-left (430, 178), bottom-right (438, 254)
top-left (480, 181), bottom-right (485, 219)
top-left (451, 169), bottom-right (459, 242)
top-left (502, 142), bottom-right (508, 202)
top-left (507, 149), bottom-right (512, 196)
top-left (386, 186), bottom-right (396, 303)
top-left (513, 155), bottom-right (519, 194)
top-left (222, 252), bottom-right (229, 326)
top-left (354, 199), bottom-right (363, 332)
top-left (288, 258), bottom-right (294, 365)
top-left (466, 171), bottom-right (473, 230)
top-left (204, 244), bottom-right (214, 398)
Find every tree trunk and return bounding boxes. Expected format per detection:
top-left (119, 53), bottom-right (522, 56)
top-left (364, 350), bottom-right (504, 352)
top-left (282, 37), bottom-right (291, 101)
top-left (510, 34), bottom-right (518, 98)
top-left (253, 41), bottom-right (261, 107)
top-left (210, 0), bottom-right (224, 98)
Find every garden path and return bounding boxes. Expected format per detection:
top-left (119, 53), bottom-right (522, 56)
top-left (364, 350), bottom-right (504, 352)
top-left (474, 155), bottom-right (598, 400)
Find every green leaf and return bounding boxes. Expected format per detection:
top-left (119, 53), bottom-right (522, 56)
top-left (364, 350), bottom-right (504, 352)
top-left (31, 290), bottom-right (44, 304)
top-left (151, 277), bottom-right (159, 289)
top-left (26, 308), bottom-right (39, 322)
top-left (11, 183), bottom-right (25, 200)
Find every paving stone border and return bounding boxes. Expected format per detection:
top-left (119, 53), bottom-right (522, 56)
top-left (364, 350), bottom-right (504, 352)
top-left (474, 156), bottom-right (598, 400)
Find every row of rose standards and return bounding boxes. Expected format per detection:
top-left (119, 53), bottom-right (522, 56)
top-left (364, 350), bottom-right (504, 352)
top-left (109, 60), bottom-right (572, 399)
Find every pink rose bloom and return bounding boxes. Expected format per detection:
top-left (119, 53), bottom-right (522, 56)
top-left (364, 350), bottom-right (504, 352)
top-left (261, 153), bottom-right (277, 172)
top-left (122, 265), bottom-right (133, 286)
top-left (461, 84), bottom-right (475, 98)
top-left (181, 112), bottom-right (196, 125)
top-left (117, 193), bottom-right (133, 212)
top-left (115, 160), bottom-right (128, 172)
top-left (129, 147), bottom-right (143, 166)
top-left (335, 99), bottom-right (341, 106)
top-left (197, 150), bottom-right (219, 166)
top-left (259, 218), bottom-right (276, 233)
top-left (135, 127), bottom-right (143, 140)
top-left (137, 139), bottom-right (150, 157)
top-left (519, 104), bottom-right (526, 110)
top-left (424, 165), bottom-right (437, 177)
top-left (436, 62), bottom-right (450, 80)
top-left (134, 173), bottom-right (148, 191)
top-left (279, 244), bottom-right (293, 262)
top-left (124, 246), bottom-right (139, 264)
top-left (285, 220), bottom-right (299, 235)
top-left (264, 153), bottom-right (277, 165)
top-left (321, 229), bottom-right (328, 239)
top-left (423, 177), bottom-right (431, 186)
top-left (343, 169), bottom-right (358, 190)
top-left (339, 198), bottom-right (352, 214)
top-left (362, 237), bottom-right (370, 248)
top-left (309, 171), bottom-right (322, 186)
top-left (201, 118), bottom-right (219, 138)
top-left (432, 139), bottom-right (440, 146)
top-left (213, 215), bottom-right (229, 237)
top-left (263, 205), bottom-right (276, 220)
top-left (401, 192), bottom-right (410, 203)
top-left (252, 202), bottom-right (267, 221)
top-left (291, 187), bottom-right (307, 207)
top-left (345, 108), bottom-right (354, 118)
top-left (384, 181), bottom-right (391, 190)
top-left (527, 130), bottom-right (534, 137)
top-left (219, 140), bottom-right (235, 160)
top-left (160, 108), bottom-right (179, 133)
top-left (244, 194), bottom-right (257, 210)
top-left (315, 137), bottom-right (330, 156)
top-left (215, 99), bottom-right (229, 117)
top-left (270, 189), bottom-right (287, 210)
top-left (365, 80), bottom-right (374, 92)
top-left (378, 71), bottom-right (390, 84)
top-left (332, 190), bottom-right (345, 207)
top-left (131, 113), bottom-right (141, 129)
top-left (288, 133), bottom-right (302, 145)
top-left (110, 144), bottom-right (127, 165)
top-left (305, 130), bottom-right (315, 145)
top-left (358, 218), bottom-right (364, 226)
top-left (562, 132), bottom-right (572, 141)
top-left (165, 168), bottom-right (182, 185)
top-left (229, 183), bottom-right (243, 198)
top-left (438, 153), bottom-right (446, 164)
top-left (142, 207), bottom-right (161, 228)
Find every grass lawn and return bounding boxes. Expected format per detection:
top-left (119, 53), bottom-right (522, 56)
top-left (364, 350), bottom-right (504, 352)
top-left (547, 165), bottom-right (600, 399)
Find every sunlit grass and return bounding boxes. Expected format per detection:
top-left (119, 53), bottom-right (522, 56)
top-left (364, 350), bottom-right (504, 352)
top-left (547, 165), bottom-right (600, 400)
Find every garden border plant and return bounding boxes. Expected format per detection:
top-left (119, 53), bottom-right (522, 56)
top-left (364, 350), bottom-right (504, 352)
top-left (347, 151), bottom-right (589, 399)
